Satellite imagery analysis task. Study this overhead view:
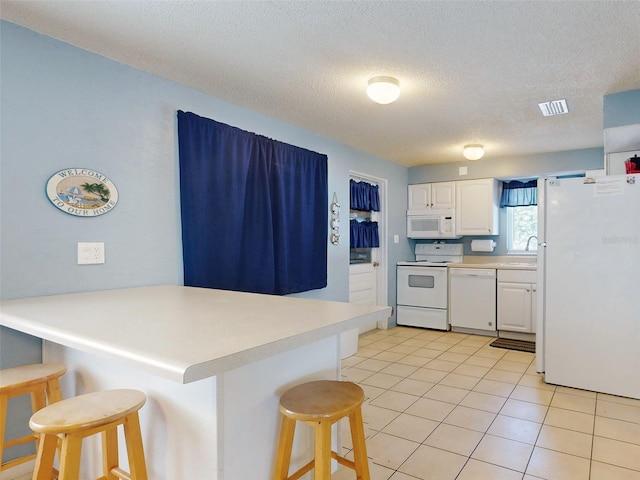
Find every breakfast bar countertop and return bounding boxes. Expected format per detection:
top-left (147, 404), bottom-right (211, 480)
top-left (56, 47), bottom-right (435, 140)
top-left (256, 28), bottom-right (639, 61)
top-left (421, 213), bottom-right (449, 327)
top-left (0, 285), bottom-right (391, 384)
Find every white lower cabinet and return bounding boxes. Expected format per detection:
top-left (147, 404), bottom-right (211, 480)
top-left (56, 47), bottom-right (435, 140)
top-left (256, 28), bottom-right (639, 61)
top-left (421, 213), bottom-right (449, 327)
top-left (497, 269), bottom-right (537, 333)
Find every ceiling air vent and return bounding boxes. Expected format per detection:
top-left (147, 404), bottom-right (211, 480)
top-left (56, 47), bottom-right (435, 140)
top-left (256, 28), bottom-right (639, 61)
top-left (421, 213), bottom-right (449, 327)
top-left (538, 99), bottom-right (569, 117)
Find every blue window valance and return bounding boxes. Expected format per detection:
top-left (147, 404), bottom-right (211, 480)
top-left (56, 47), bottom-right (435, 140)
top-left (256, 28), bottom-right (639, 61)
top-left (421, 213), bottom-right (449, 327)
top-left (350, 220), bottom-right (380, 248)
top-left (177, 111), bottom-right (328, 295)
top-left (350, 179), bottom-right (380, 211)
top-left (500, 180), bottom-right (538, 207)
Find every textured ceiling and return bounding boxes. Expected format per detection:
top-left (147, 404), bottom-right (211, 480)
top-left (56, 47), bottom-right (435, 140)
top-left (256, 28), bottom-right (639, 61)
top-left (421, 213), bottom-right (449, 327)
top-left (2, 1), bottom-right (639, 166)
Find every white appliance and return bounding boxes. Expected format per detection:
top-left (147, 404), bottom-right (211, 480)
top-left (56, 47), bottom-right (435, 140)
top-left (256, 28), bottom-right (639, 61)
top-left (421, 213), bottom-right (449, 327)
top-left (449, 267), bottom-right (497, 334)
top-left (407, 210), bottom-right (460, 239)
top-left (537, 175), bottom-right (640, 399)
top-left (397, 243), bottom-right (463, 330)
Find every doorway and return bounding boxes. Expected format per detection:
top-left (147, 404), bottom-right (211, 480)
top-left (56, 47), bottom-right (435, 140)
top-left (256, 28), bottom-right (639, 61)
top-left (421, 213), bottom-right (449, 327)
top-left (348, 172), bottom-right (388, 334)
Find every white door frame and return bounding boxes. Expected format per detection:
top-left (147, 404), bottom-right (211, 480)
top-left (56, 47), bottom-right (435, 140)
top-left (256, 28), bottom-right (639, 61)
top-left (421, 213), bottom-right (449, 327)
top-left (349, 171), bottom-right (389, 329)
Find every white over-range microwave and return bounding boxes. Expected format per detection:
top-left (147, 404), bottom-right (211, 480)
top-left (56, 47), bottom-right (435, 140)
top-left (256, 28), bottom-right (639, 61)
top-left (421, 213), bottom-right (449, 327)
top-left (407, 209), bottom-right (460, 239)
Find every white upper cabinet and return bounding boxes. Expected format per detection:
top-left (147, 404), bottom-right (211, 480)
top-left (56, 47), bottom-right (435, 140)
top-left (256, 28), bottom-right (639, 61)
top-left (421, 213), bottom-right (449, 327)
top-left (455, 178), bottom-right (500, 235)
top-left (408, 182), bottom-right (455, 210)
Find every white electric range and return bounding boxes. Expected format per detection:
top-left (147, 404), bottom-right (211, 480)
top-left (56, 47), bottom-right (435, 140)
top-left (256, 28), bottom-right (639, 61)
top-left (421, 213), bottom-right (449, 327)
top-left (396, 243), bottom-right (463, 330)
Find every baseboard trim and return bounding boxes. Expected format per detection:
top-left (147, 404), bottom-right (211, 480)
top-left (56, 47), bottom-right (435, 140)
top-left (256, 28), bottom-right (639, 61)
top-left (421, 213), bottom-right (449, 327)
top-left (0, 459), bottom-right (34, 480)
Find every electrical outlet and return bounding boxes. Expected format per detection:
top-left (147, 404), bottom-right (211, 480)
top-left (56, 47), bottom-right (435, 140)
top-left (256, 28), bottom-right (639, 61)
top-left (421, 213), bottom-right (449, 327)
top-left (77, 242), bottom-right (105, 265)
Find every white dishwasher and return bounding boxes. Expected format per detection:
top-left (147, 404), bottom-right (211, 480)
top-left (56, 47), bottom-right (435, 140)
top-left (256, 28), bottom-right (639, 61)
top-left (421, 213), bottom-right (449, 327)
top-left (449, 268), bottom-right (497, 335)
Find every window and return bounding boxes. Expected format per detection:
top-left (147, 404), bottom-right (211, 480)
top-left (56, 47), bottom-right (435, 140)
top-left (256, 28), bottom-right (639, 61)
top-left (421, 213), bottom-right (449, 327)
top-left (507, 205), bottom-right (538, 254)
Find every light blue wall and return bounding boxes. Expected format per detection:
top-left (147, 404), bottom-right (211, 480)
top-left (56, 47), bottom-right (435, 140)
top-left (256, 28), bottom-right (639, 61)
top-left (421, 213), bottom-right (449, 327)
top-left (0, 20), bottom-right (414, 451)
top-left (0, 20), bottom-right (410, 311)
top-left (604, 89), bottom-right (640, 128)
top-left (1, 20), bottom-right (411, 458)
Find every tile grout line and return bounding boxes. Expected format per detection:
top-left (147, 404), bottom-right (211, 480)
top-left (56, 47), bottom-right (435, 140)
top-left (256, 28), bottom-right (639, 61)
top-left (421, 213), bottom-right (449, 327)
top-left (344, 328), bottom-right (640, 479)
top-left (357, 330), bottom-right (515, 477)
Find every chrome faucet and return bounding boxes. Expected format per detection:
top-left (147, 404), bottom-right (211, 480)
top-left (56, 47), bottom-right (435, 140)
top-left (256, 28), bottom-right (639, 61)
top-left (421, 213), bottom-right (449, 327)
top-left (525, 235), bottom-right (538, 251)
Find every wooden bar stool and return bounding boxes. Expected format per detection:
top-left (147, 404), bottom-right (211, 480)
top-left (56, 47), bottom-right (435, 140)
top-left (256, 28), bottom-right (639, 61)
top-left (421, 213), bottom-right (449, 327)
top-left (273, 380), bottom-right (370, 480)
top-left (0, 362), bottom-right (66, 472)
top-left (29, 389), bottom-right (148, 480)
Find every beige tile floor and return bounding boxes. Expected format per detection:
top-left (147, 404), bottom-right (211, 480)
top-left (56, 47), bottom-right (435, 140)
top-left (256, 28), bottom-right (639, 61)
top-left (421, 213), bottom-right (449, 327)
top-left (334, 326), bottom-right (640, 480)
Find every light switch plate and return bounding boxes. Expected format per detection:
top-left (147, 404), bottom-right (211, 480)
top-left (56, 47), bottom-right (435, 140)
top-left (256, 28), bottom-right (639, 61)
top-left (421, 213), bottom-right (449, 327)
top-left (78, 242), bottom-right (105, 264)
top-left (458, 166), bottom-right (468, 176)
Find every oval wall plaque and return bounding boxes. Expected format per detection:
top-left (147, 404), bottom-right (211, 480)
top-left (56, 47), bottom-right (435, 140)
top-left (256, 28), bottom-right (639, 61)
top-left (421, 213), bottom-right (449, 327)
top-left (46, 168), bottom-right (119, 217)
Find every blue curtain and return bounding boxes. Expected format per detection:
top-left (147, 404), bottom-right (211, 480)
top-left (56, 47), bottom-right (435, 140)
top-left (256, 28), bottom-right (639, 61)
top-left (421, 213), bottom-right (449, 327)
top-left (177, 111), bottom-right (328, 295)
top-left (500, 180), bottom-right (538, 207)
top-left (350, 220), bottom-right (380, 248)
top-left (350, 180), bottom-right (380, 211)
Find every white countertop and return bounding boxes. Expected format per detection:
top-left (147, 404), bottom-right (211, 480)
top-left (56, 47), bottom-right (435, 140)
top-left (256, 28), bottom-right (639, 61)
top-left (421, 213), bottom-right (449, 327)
top-left (0, 285), bottom-right (391, 384)
top-left (450, 262), bottom-right (537, 271)
top-left (449, 255), bottom-right (537, 271)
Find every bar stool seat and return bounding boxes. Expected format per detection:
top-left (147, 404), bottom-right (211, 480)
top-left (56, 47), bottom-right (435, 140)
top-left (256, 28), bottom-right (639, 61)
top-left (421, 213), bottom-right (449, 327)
top-left (273, 380), bottom-right (370, 480)
top-left (29, 389), bottom-right (148, 480)
top-left (0, 362), bottom-right (66, 472)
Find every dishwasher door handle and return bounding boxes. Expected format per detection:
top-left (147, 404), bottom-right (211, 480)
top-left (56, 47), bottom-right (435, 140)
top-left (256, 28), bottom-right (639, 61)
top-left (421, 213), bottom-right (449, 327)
top-left (450, 268), bottom-right (496, 278)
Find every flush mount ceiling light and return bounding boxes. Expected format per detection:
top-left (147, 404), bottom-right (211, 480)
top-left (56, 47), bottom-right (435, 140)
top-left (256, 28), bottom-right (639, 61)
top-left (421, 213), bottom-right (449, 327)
top-left (366, 76), bottom-right (400, 104)
top-left (463, 144), bottom-right (485, 160)
top-left (538, 99), bottom-right (569, 116)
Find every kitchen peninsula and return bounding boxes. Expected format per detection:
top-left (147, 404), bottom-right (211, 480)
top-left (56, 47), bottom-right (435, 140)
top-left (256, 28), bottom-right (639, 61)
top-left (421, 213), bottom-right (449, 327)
top-left (0, 285), bottom-right (391, 479)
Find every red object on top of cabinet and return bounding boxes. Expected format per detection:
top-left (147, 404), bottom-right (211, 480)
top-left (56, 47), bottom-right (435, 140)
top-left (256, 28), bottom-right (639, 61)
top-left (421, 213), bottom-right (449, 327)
top-left (625, 154), bottom-right (640, 174)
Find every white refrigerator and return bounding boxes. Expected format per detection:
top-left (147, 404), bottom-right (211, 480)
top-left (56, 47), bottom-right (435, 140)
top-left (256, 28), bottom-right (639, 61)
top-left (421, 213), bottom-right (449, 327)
top-left (536, 174), bottom-right (640, 400)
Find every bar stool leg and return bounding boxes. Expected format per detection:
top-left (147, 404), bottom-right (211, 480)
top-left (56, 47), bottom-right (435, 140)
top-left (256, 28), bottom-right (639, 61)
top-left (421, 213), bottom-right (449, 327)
top-left (123, 412), bottom-right (148, 480)
top-left (348, 408), bottom-right (370, 480)
top-left (313, 421), bottom-right (332, 480)
top-left (46, 377), bottom-right (63, 404)
top-left (32, 434), bottom-right (57, 480)
top-left (30, 386), bottom-right (47, 413)
top-left (28, 387), bottom-right (47, 456)
top-left (0, 395), bottom-right (6, 471)
top-left (58, 434), bottom-right (83, 480)
top-left (273, 415), bottom-right (296, 480)
top-left (102, 427), bottom-right (119, 480)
